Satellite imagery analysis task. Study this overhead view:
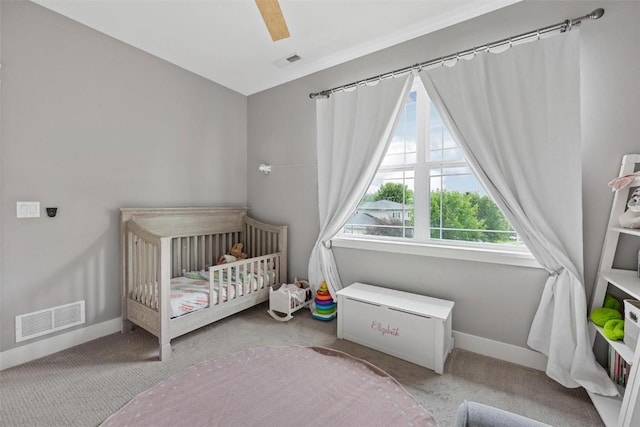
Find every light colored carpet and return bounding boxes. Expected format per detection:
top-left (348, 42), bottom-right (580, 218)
top-left (0, 302), bottom-right (604, 426)
top-left (101, 346), bottom-right (438, 427)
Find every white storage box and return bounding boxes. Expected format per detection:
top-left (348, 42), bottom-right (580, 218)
top-left (336, 282), bottom-right (454, 374)
top-left (624, 299), bottom-right (640, 351)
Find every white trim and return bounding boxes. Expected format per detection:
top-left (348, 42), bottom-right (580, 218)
top-left (332, 236), bottom-right (542, 269)
top-left (0, 317), bottom-right (546, 373)
top-left (453, 329), bottom-right (548, 371)
top-left (0, 317), bottom-right (121, 371)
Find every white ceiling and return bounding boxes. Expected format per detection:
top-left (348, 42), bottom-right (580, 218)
top-left (33, 0), bottom-right (520, 96)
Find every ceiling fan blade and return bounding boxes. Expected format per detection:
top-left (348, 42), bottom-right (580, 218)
top-left (255, 0), bottom-right (290, 41)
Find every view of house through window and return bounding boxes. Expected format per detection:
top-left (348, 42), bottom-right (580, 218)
top-left (342, 80), bottom-right (520, 247)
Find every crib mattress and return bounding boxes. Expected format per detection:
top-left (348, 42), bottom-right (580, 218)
top-left (170, 271), bottom-right (273, 318)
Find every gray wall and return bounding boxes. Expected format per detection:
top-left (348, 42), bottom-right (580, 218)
top-left (0, 1), bottom-right (247, 351)
top-left (247, 1), bottom-right (640, 348)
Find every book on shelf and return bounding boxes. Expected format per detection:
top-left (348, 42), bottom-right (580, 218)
top-left (609, 346), bottom-right (631, 387)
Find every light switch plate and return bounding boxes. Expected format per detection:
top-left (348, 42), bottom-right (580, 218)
top-left (17, 201), bottom-right (40, 218)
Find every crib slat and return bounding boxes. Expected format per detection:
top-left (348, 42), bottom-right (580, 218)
top-left (130, 233), bottom-right (137, 301)
top-left (148, 241), bottom-right (154, 307)
top-left (263, 230), bottom-right (267, 255)
top-left (146, 241), bottom-right (153, 306)
top-left (136, 237), bottom-right (143, 303)
top-left (151, 244), bottom-right (157, 309)
top-left (254, 228), bottom-right (258, 257)
top-left (176, 238), bottom-right (183, 276)
top-left (126, 233), bottom-right (132, 301)
top-left (182, 237), bottom-right (187, 273)
top-left (236, 263), bottom-right (243, 297)
top-left (141, 241), bottom-right (147, 305)
top-left (138, 240), bottom-right (143, 303)
top-left (257, 230), bottom-right (261, 256)
top-left (184, 236), bottom-right (189, 271)
top-left (206, 235), bottom-right (211, 268)
top-left (189, 236), bottom-right (194, 271)
top-left (141, 239), bottom-right (147, 305)
top-left (170, 239), bottom-right (176, 277)
top-left (242, 222), bottom-right (248, 257)
top-left (139, 239), bottom-right (144, 303)
top-left (129, 233), bottom-right (135, 301)
top-left (133, 235), bottom-right (138, 302)
top-left (251, 226), bottom-right (256, 258)
top-left (199, 235), bottom-right (205, 270)
top-left (224, 265), bottom-right (230, 302)
top-left (191, 235), bottom-right (197, 271)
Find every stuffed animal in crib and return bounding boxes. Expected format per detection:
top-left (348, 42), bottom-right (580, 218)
top-left (230, 243), bottom-right (248, 259)
top-left (619, 188), bottom-right (640, 228)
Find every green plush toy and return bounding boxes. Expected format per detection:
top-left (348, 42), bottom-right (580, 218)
top-left (590, 307), bottom-right (622, 326)
top-left (604, 294), bottom-right (622, 311)
top-left (603, 319), bottom-right (625, 341)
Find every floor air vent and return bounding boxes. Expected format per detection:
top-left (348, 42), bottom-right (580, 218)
top-left (16, 300), bottom-right (85, 342)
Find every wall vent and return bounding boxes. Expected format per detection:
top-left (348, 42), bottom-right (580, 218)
top-left (16, 300), bottom-right (85, 342)
top-left (274, 52), bottom-right (302, 68)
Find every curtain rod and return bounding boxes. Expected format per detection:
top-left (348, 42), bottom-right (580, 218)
top-left (309, 8), bottom-right (604, 99)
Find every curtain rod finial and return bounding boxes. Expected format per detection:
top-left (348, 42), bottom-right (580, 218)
top-left (590, 8), bottom-right (605, 20)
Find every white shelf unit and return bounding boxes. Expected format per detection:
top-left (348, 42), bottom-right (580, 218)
top-left (589, 154), bottom-right (640, 427)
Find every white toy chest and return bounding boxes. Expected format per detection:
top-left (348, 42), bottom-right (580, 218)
top-left (336, 282), bottom-right (454, 374)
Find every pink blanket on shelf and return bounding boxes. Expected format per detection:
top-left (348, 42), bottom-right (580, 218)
top-left (100, 346), bottom-right (437, 427)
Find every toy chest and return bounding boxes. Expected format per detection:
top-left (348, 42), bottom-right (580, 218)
top-left (267, 281), bottom-right (312, 322)
top-left (336, 282), bottom-right (454, 374)
top-left (624, 299), bottom-right (640, 351)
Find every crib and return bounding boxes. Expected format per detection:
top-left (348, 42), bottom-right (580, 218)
top-left (120, 207), bottom-right (287, 360)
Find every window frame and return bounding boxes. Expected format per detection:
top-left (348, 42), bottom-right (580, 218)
top-left (331, 234), bottom-right (540, 268)
top-left (336, 79), bottom-right (538, 268)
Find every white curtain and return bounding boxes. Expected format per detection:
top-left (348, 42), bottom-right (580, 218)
top-left (309, 74), bottom-right (414, 297)
top-left (418, 32), bottom-right (617, 395)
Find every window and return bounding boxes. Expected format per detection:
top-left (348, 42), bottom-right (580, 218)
top-left (342, 80), bottom-right (523, 250)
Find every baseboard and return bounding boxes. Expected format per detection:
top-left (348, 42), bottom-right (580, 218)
top-left (0, 320), bottom-right (546, 372)
top-left (453, 330), bottom-right (548, 371)
top-left (0, 317), bottom-right (121, 371)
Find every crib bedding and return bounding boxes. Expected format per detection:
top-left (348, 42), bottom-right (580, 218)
top-left (169, 276), bottom-right (210, 318)
top-left (170, 270), bottom-right (275, 318)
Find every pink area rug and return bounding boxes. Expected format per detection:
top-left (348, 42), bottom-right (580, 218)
top-left (101, 346), bottom-right (437, 427)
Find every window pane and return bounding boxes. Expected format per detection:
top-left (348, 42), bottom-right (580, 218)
top-left (430, 167), bottom-right (518, 244)
top-left (381, 91), bottom-right (417, 167)
top-left (429, 106), bottom-right (463, 162)
top-left (343, 170), bottom-right (415, 239)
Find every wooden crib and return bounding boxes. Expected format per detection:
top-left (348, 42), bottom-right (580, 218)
top-left (120, 207), bottom-right (287, 360)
